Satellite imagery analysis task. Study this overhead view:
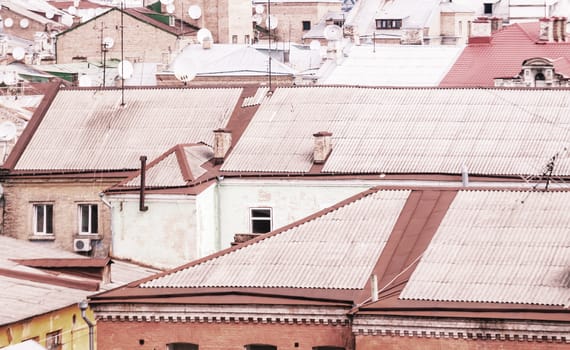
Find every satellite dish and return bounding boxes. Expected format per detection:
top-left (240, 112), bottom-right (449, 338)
top-left (20, 18), bottom-right (29, 29)
top-left (323, 24), bottom-right (342, 40)
top-left (12, 47), bottom-right (25, 61)
top-left (166, 4), bottom-right (175, 14)
top-left (0, 122), bottom-right (17, 142)
top-left (103, 37), bottom-right (114, 49)
top-left (4, 18), bottom-right (13, 28)
top-left (309, 40), bottom-right (321, 50)
top-left (265, 15), bottom-right (278, 30)
top-left (252, 14), bottom-right (263, 25)
top-left (117, 60), bottom-right (134, 79)
top-left (62, 15), bottom-right (73, 26)
top-left (68, 6), bottom-right (77, 15)
top-left (160, 0), bottom-right (174, 4)
top-left (172, 55), bottom-right (197, 82)
top-left (2, 71), bottom-right (16, 86)
top-left (45, 9), bottom-right (55, 19)
top-left (255, 4), bottom-right (265, 14)
top-left (197, 28), bottom-right (212, 44)
top-left (188, 5), bottom-right (202, 19)
top-left (78, 74), bottom-right (92, 87)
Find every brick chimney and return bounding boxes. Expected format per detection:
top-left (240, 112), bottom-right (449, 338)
top-left (539, 17), bottom-right (554, 42)
top-left (213, 128), bottom-right (232, 164)
top-left (468, 17), bottom-right (492, 44)
top-left (561, 17), bottom-right (568, 42)
top-left (313, 131), bottom-right (332, 164)
top-left (202, 36), bottom-right (212, 49)
top-left (490, 16), bottom-right (503, 32)
top-left (553, 17), bottom-right (561, 42)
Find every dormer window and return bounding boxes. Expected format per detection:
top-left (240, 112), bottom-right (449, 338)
top-left (376, 19), bottom-right (402, 29)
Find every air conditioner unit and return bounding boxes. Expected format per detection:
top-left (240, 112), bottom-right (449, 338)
top-left (73, 238), bottom-right (92, 252)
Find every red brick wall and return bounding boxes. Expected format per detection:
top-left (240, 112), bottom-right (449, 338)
top-left (97, 320), bottom-right (353, 350)
top-left (356, 335), bottom-right (570, 350)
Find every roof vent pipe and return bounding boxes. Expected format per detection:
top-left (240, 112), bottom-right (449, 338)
top-left (313, 131), bottom-right (332, 164)
top-left (462, 164), bottom-right (469, 187)
top-left (213, 128), bottom-right (232, 164)
top-left (370, 274), bottom-right (378, 302)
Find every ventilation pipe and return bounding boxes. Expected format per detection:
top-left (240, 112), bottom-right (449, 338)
top-left (462, 164), bottom-right (469, 187)
top-left (370, 274), bottom-right (378, 302)
top-left (313, 131), bottom-right (332, 164)
top-left (139, 155), bottom-right (148, 212)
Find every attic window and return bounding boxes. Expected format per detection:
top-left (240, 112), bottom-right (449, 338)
top-left (376, 19), bottom-right (402, 29)
top-left (250, 208), bottom-right (272, 233)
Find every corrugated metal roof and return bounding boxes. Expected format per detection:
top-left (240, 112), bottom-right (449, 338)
top-left (123, 144), bottom-right (213, 187)
top-left (15, 88), bottom-right (241, 171)
top-left (242, 87), bottom-right (269, 107)
top-left (222, 86), bottom-right (570, 176)
top-left (0, 235), bottom-right (159, 325)
top-left (400, 190), bottom-right (570, 307)
top-left (321, 45), bottom-right (464, 86)
top-left (141, 190), bottom-right (410, 289)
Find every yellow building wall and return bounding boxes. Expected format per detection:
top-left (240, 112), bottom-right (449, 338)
top-left (0, 305), bottom-right (96, 350)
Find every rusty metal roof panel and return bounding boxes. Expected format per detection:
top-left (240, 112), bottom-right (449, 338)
top-left (124, 144), bottom-right (213, 188)
top-left (15, 88), bottom-right (241, 171)
top-left (400, 190), bottom-right (570, 307)
top-left (141, 190), bottom-right (410, 289)
top-left (221, 87), bottom-right (570, 176)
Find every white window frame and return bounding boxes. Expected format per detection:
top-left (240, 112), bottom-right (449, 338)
top-left (33, 203), bottom-right (53, 235)
top-left (78, 203), bottom-right (98, 235)
top-left (250, 207), bottom-right (273, 233)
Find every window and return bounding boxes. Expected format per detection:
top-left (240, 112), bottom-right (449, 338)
top-left (34, 204), bottom-right (53, 235)
top-left (168, 343), bottom-right (198, 350)
top-left (302, 21), bottom-right (311, 31)
top-left (232, 35), bottom-right (238, 44)
top-left (245, 345), bottom-right (277, 350)
top-left (375, 19), bottom-right (402, 29)
top-left (45, 330), bottom-right (62, 350)
top-left (245, 35), bottom-right (250, 44)
top-left (313, 347), bottom-right (345, 350)
top-left (250, 208), bottom-right (272, 233)
top-left (79, 204), bottom-right (98, 234)
top-left (484, 3), bottom-right (493, 14)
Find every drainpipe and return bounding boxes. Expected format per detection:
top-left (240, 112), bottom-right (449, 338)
top-left (78, 300), bottom-right (94, 350)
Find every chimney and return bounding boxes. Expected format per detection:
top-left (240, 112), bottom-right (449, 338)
top-left (313, 131), bottom-right (332, 164)
top-left (539, 17), bottom-right (554, 42)
top-left (468, 17), bottom-right (492, 44)
top-left (213, 128), bottom-right (232, 164)
top-left (202, 36), bottom-right (212, 49)
top-left (553, 16), bottom-right (561, 42)
top-left (370, 275), bottom-right (378, 302)
top-left (490, 16), bottom-right (503, 32)
top-left (558, 17), bottom-right (568, 43)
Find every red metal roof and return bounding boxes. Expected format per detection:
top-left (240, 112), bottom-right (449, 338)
top-left (440, 22), bottom-right (570, 87)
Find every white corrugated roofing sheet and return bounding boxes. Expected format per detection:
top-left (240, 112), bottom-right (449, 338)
top-left (222, 87), bottom-right (570, 176)
top-left (141, 190), bottom-right (410, 289)
top-left (0, 236), bottom-right (158, 325)
top-left (400, 190), bottom-right (570, 307)
top-left (15, 88), bottom-right (241, 171)
top-left (321, 45), bottom-right (464, 86)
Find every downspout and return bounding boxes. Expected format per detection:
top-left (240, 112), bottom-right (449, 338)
top-left (78, 300), bottom-right (94, 350)
top-left (139, 155), bottom-right (148, 212)
top-left (214, 176), bottom-right (223, 251)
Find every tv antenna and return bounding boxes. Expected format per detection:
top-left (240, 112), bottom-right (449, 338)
top-left (101, 36), bottom-right (114, 87)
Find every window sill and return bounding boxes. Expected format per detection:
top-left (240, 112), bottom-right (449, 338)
top-left (75, 234), bottom-right (102, 240)
top-left (29, 235), bottom-right (56, 241)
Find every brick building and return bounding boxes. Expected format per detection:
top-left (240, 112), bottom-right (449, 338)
top-left (55, 7), bottom-right (198, 64)
top-left (90, 186), bottom-right (570, 349)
